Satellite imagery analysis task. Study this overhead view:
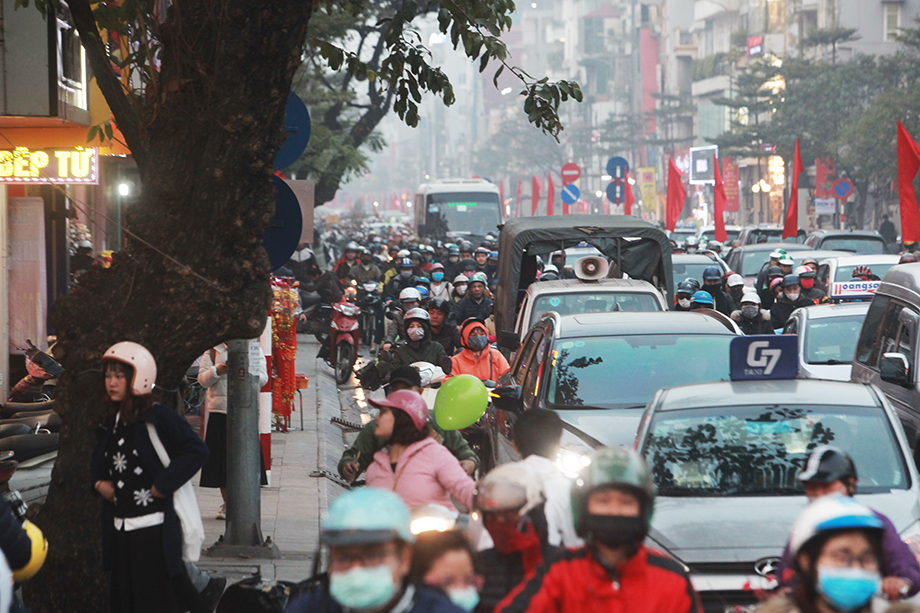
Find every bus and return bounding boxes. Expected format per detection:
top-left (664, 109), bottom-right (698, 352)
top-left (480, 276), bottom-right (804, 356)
top-left (414, 179), bottom-right (503, 243)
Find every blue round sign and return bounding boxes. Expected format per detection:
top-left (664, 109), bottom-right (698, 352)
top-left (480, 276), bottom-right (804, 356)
top-left (264, 176), bottom-right (304, 270)
top-left (606, 156), bottom-right (629, 179)
top-left (606, 180), bottom-right (624, 203)
top-left (274, 92), bottom-right (312, 170)
top-left (561, 184), bottom-right (580, 205)
top-left (833, 178), bottom-right (853, 200)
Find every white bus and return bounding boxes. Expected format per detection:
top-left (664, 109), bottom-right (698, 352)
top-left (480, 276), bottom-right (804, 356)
top-left (413, 179), bottom-right (502, 243)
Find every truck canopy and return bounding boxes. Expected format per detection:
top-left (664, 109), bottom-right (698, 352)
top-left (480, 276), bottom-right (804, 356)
top-left (495, 215), bottom-right (673, 347)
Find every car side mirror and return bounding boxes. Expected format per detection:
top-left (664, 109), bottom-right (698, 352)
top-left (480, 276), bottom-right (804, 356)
top-left (491, 384), bottom-right (523, 413)
top-left (498, 330), bottom-right (521, 351)
top-left (880, 352), bottom-right (913, 388)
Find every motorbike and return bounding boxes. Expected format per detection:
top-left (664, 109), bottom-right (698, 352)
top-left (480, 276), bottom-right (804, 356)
top-left (0, 404), bottom-right (60, 510)
top-left (8, 340), bottom-right (63, 403)
top-left (328, 299), bottom-right (361, 384)
top-left (356, 282), bottom-right (381, 348)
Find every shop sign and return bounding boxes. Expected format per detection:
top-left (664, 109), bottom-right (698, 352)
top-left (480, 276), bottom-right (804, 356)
top-left (0, 147), bottom-right (99, 184)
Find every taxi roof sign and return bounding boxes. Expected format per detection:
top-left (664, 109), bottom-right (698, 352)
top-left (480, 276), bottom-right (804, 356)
top-left (729, 335), bottom-right (799, 381)
top-left (830, 279), bottom-right (879, 301)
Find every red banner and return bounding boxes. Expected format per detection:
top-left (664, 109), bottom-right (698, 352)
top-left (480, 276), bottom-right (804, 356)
top-left (666, 159), bottom-right (686, 231)
top-left (815, 157), bottom-right (836, 198)
top-left (722, 157), bottom-right (740, 212)
top-left (713, 154), bottom-right (727, 242)
top-left (547, 172), bottom-right (555, 216)
top-left (531, 176), bottom-right (540, 216)
top-left (898, 121), bottom-right (920, 243)
top-left (783, 139), bottom-right (803, 239)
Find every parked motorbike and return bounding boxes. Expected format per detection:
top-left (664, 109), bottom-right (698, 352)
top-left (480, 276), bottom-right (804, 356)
top-left (0, 405), bottom-right (59, 510)
top-left (328, 299), bottom-right (361, 384)
top-left (8, 340), bottom-right (63, 403)
top-left (356, 282), bottom-right (381, 348)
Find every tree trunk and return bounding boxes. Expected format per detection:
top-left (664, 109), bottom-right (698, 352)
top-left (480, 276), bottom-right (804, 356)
top-left (23, 2), bottom-right (313, 610)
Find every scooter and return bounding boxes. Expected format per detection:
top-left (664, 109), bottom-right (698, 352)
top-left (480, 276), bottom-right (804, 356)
top-left (356, 282), bottom-right (381, 348)
top-left (329, 298), bottom-right (361, 385)
top-left (0, 408), bottom-right (59, 509)
top-left (8, 340), bottom-right (63, 403)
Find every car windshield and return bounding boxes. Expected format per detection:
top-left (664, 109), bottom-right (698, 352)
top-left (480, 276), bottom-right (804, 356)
top-left (702, 229), bottom-right (741, 242)
top-left (672, 261), bottom-right (719, 289)
top-left (645, 404), bottom-right (908, 496)
top-left (671, 230), bottom-right (696, 242)
top-left (819, 237), bottom-right (887, 254)
top-left (747, 229), bottom-right (786, 244)
top-left (425, 192), bottom-right (502, 236)
top-left (804, 314), bottom-right (867, 364)
top-left (834, 263), bottom-right (896, 281)
top-left (546, 334), bottom-right (733, 409)
top-left (741, 251), bottom-right (773, 276)
top-left (530, 292), bottom-right (661, 326)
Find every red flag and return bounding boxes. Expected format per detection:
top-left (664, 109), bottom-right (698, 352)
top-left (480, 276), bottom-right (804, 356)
top-left (624, 171), bottom-right (635, 215)
top-left (499, 180), bottom-right (504, 211)
top-left (666, 159), bottom-right (686, 231)
top-left (515, 180), bottom-right (522, 218)
top-left (713, 154), bottom-right (727, 242)
top-left (814, 157), bottom-right (836, 198)
top-left (899, 121), bottom-right (920, 243)
top-left (547, 173), bottom-right (555, 216)
top-left (531, 176), bottom-right (540, 216)
top-left (783, 139), bottom-right (803, 240)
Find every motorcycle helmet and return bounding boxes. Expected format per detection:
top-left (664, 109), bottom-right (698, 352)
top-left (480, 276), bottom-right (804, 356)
top-left (369, 388), bottom-right (429, 432)
top-left (344, 241), bottom-right (360, 253)
top-left (448, 247), bottom-right (460, 258)
top-left (323, 487), bottom-right (415, 546)
top-left (468, 272), bottom-right (488, 287)
top-left (778, 255), bottom-right (796, 267)
top-left (571, 447), bottom-right (654, 539)
top-left (397, 257), bottom-right (414, 270)
top-left (677, 278), bottom-right (701, 294)
top-left (103, 342), bottom-right (157, 396)
top-left (415, 286), bottom-right (430, 300)
top-left (399, 287), bottom-right (422, 304)
top-left (453, 274), bottom-right (470, 286)
top-left (11, 521), bottom-right (48, 582)
top-left (427, 297), bottom-right (452, 317)
top-left (767, 266), bottom-right (784, 279)
top-left (853, 265), bottom-right (873, 279)
top-left (789, 495), bottom-right (882, 561)
top-left (474, 247), bottom-right (490, 256)
top-left (474, 463), bottom-right (546, 517)
top-left (740, 291), bottom-right (761, 305)
top-left (769, 248), bottom-right (788, 260)
top-left (690, 291), bottom-right (714, 307)
top-left (702, 266), bottom-right (722, 281)
top-left (797, 445), bottom-right (857, 484)
top-left (781, 274), bottom-right (801, 288)
top-left (684, 236), bottom-right (699, 248)
top-left (726, 274), bottom-right (744, 288)
top-left (397, 249), bottom-right (411, 259)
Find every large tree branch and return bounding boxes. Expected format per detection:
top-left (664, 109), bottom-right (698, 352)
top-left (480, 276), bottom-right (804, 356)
top-left (68, 0), bottom-right (149, 172)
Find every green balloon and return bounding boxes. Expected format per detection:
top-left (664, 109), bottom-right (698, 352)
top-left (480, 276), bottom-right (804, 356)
top-left (434, 374), bottom-right (489, 430)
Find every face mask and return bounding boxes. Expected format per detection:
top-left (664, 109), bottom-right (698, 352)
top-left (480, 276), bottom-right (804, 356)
top-left (448, 587), bottom-right (480, 612)
top-left (407, 328), bottom-right (425, 342)
top-left (464, 271), bottom-right (474, 279)
top-left (329, 564), bottom-right (397, 611)
top-left (400, 270), bottom-right (412, 279)
top-left (449, 256), bottom-right (459, 262)
top-left (432, 272), bottom-right (444, 282)
top-left (468, 335), bottom-right (489, 351)
top-left (785, 291), bottom-right (800, 301)
top-left (741, 305), bottom-right (760, 319)
top-left (730, 288), bottom-right (744, 298)
top-left (678, 298), bottom-right (691, 309)
top-left (581, 514), bottom-right (646, 549)
top-left (816, 566), bottom-right (880, 612)
top-left (456, 286), bottom-right (467, 296)
top-left (801, 278), bottom-right (815, 290)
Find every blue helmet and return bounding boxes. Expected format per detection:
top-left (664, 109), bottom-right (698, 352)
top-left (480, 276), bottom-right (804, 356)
top-left (702, 266), bottom-right (722, 281)
top-left (691, 290), bottom-right (714, 306)
top-left (415, 286), bottom-right (430, 299)
top-left (322, 488), bottom-right (414, 546)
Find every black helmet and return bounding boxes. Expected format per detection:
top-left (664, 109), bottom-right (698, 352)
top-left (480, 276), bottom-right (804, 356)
top-left (460, 241), bottom-right (473, 252)
top-left (427, 297), bottom-right (452, 316)
top-left (460, 259), bottom-right (476, 272)
top-left (677, 278), bottom-right (700, 294)
top-left (448, 247), bottom-right (460, 257)
top-left (797, 445), bottom-right (857, 484)
top-left (409, 250), bottom-right (421, 260)
top-left (781, 274), bottom-right (801, 288)
top-left (767, 266), bottom-right (784, 279)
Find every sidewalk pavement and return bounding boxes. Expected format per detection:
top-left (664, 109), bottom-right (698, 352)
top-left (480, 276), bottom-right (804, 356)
top-left (193, 334), bottom-right (351, 585)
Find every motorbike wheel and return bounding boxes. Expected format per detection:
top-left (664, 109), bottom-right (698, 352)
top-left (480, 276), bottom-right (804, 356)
top-left (361, 314), bottom-right (374, 346)
top-left (335, 344), bottom-right (355, 385)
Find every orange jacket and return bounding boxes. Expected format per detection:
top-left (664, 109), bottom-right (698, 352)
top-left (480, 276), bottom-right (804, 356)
top-left (451, 320), bottom-right (510, 381)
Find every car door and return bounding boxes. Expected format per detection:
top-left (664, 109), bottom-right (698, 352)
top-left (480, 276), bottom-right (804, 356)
top-left (492, 327), bottom-right (543, 463)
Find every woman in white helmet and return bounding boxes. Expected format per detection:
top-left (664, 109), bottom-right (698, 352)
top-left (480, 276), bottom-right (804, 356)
top-left (91, 342), bottom-right (209, 613)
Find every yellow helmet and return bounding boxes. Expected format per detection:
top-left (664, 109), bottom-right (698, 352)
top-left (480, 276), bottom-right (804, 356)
top-left (12, 521), bottom-right (47, 582)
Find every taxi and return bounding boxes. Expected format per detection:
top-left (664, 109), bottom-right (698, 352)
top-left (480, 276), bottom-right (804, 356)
top-left (634, 335), bottom-right (920, 613)
top-left (816, 254), bottom-right (901, 302)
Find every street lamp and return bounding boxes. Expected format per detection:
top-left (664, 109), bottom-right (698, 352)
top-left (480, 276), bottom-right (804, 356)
top-left (116, 182), bottom-right (131, 248)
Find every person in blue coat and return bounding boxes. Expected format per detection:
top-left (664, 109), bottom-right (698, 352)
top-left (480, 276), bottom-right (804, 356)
top-left (284, 488), bottom-right (464, 613)
top-left (91, 342), bottom-right (210, 613)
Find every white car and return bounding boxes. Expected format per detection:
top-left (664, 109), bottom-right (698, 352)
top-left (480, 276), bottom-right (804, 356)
top-left (782, 302), bottom-right (870, 381)
top-left (816, 254), bottom-right (902, 301)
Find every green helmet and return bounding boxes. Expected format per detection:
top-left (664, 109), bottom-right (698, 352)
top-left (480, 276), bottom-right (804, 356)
top-left (769, 248), bottom-right (788, 260)
top-left (570, 447), bottom-right (655, 536)
top-left (322, 488), bottom-right (414, 546)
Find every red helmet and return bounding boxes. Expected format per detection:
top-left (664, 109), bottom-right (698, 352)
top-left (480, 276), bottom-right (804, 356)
top-left (369, 390), bottom-right (429, 431)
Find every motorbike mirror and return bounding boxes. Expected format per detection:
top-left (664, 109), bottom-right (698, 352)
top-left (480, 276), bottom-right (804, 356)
top-left (498, 330), bottom-right (521, 351)
top-left (385, 308), bottom-right (399, 321)
top-left (491, 384), bottom-right (523, 413)
top-left (439, 356), bottom-right (453, 375)
top-left (482, 380), bottom-right (496, 389)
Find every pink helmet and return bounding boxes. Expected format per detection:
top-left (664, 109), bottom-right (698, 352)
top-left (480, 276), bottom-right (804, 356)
top-left (369, 389), bottom-right (429, 431)
top-left (103, 342), bottom-right (157, 396)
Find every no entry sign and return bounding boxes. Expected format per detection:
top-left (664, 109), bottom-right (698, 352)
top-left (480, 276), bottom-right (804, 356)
top-left (561, 163), bottom-right (581, 185)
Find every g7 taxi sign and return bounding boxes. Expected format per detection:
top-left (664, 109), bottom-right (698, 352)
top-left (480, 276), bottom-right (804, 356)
top-left (729, 335), bottom-right (799, 381)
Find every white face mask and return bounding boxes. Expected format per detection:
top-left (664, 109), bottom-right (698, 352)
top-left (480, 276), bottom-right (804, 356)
top-left (407, 328), bottom-right (425, 341)
top-left (785, 291), bottom-right (800, 301)
top-left (678, 298), bottom-right (691, 308)
top-left (456, 285), bottom-right (467, 296)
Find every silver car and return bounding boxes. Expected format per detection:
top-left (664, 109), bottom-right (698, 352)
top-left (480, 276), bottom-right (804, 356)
top-left (635, 378), bottom-right (920, 613)
top-left (783, 302), bottom-right (869, 381)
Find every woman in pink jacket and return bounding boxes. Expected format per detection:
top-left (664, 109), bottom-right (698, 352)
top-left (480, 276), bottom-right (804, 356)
top-left (366, 390), bottom-right (476, 512)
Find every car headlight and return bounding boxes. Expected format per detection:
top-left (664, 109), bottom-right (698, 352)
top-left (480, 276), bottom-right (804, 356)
top-left (901, 521), bottom-right (920, 562)
top-left (556, 444), bottom-right (593, 479)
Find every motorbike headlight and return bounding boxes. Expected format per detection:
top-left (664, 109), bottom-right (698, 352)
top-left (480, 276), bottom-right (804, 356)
top-left (342, 306), bottom-right (357, 317)
top-left (556, 444), bottom-right (593, 479)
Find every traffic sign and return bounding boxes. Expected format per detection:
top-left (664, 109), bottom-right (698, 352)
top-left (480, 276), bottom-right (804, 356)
top-left (561, 163), bottom-right (581, 185)
top-left (561, 184), bottom-right (580, 205)
top-left (833, 178), bottom-right (854, 200)
top-left (606, 156), bottom-right (629, 179)
top-left (729, 335), bottom-right (799, 381)
top-left (606, 180), bottom-right (624, 203)
top-left (274, 92), bottom-right (312, 170)
top-left (264, 175), bottom-right (304, 270)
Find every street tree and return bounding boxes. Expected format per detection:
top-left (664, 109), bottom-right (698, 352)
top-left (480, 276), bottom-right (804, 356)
top-left (13, 0), bottom-right (582, 610)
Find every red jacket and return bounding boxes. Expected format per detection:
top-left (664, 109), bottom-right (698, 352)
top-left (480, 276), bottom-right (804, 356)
top-left (495, 545), bottom-right (703, 613)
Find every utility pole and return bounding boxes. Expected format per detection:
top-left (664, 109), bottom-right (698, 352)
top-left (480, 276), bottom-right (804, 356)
top-left (207, 339), bottom-right (280, 558)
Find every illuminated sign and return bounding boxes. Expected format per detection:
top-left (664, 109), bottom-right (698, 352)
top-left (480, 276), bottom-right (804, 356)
top-left (748, 35), bottom-right (763, 56)
top-left (0, 147), bottom-right (99, 184)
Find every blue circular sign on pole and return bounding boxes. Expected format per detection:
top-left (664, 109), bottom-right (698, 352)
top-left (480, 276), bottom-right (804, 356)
top-left (606, 180), bottom-right (624, 203)
top-left (833, 178), bottom-right (854, 200)
top-left (606, 156), bottom-right (630, 179)
top-left (274, 92), bottom-right (312, 170)
top-left (264, 175), bottom-right (304, 270)
top-left (561, 184), bottom-right (580, 205)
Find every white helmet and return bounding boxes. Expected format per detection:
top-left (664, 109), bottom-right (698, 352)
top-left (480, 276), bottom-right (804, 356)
top-left (103, 342), bottom-right (157, 395)
top-left (794, 265), bottom-right (810, 277)
top-left (453, 274), bottom-right (469, 285)
top-left (399, 287), bottom-right (422, 303)
top-left (475, 463), bottom-right (546, 518)
top-left (404, 307), bottom-right (430, 323)
top-left (727, 274), bottom-right (744, 288)
top-left (397, 249), bottom-right (411, 258)
top-left (543, 264), bottom-right (559, 275)
top-left (788, 495), bottom-right (883, 558)
top-left (740, 291), bottom-right (761, 306)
